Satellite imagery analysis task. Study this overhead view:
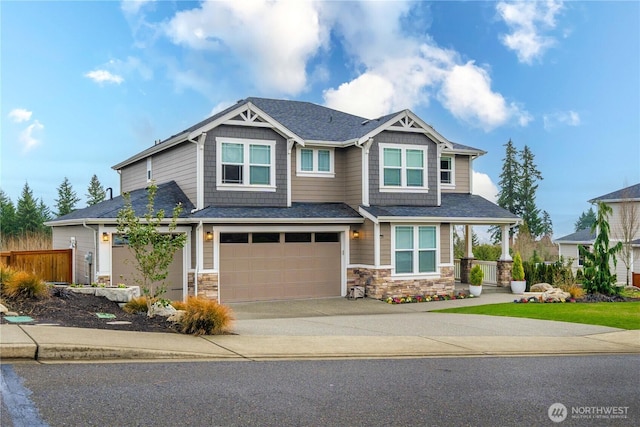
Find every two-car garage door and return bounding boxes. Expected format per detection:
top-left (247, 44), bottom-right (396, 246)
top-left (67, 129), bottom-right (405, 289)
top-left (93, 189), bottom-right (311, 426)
top-left (219, 232), bottom-right (342, 302)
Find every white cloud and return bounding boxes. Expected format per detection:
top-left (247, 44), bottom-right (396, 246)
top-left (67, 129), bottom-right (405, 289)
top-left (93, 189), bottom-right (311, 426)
top-left (163, 0), bottom-right (327, 95)
top-left (543, 110), bottom-right (581, 130)
top-left (84, 69), bottom-right (124, 85)
top-left (19, 120), bottom-right (44, 153)
top-left (438, 62), bottom-right (531, 131)
top-left (496, 0), bottom-right (564, 64)
top-left (8, 108), bottom-right (32, 123)
top-left (472, 171), bottom-right (499, 203)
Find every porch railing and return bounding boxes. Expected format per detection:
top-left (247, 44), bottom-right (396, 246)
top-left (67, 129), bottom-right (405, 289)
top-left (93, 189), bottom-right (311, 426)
top-left (453, 259), bottom-right (497, 284)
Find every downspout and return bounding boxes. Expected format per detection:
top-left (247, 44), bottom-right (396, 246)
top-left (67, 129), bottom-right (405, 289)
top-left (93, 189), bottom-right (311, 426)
top-left (287, 139), bottom-right (295, 207)
top-left (82, 220), bottom-right (97, 284)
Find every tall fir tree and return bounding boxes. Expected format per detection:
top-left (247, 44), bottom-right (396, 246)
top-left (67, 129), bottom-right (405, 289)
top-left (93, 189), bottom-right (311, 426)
top-left (540, 210), bottom-right (553, 237)
top-left (519, 145), bottom-right (543, 237)
top-left (497, 139), bottom-right (521, 215)
top-left (574, 207), bottom-right (596, 231)
top-left (0, 189), bottom-right (17, 238)
top-left (86, 174), bottom-right (106, 206)
top-left (38, 198), bottom-right (52, 234)
top-left (16, 182), bottom-right (41, 233)
top-left (492, 139), bottom-right (521, 243)
top-left (55, 177), bottom-right (80, 217)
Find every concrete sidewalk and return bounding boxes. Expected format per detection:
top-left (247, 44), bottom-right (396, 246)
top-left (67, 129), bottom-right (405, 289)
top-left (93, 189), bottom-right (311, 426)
top-left (1, 290), bottom-right (639, 362)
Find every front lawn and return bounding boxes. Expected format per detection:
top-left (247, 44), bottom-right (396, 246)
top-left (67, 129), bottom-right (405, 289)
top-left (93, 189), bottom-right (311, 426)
top-left (434, 302), bottom-right (640, 330)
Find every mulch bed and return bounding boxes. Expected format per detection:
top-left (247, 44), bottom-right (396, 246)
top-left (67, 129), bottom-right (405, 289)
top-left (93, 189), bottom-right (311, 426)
top-left (0, 288), bottom-right (179, 333)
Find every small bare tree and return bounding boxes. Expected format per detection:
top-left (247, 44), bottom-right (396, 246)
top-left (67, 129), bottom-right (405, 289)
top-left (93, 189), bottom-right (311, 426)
top-left (616, 186), bottom-right (640, 286)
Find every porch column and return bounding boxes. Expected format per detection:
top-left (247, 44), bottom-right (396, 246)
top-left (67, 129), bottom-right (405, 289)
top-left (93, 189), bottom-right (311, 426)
top-left (460, 225), bottom-right (474, 284)
top-left (499, 224), bottom-right (512, 261)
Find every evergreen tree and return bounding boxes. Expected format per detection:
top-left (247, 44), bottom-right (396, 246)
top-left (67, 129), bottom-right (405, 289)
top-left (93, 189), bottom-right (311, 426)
top-left (0, 189), bottom-right (17, 238)
top-left (497, 139), bottom-right (521, 215)
top-left (37, 198), bottom-right (52, 235)
top-left (540, 210), bottom-right (553, 236)
top-left (579, 202), bottom-right (622, 295)
top-left (16, 182), bottom-right (42, 233)
top-left (574, 207), bottom-right (596, 231)
top-left (86, 174), bottom-right (106, 206)
top-left (519, 145), bottom-right (543, 237)
top-left (55, 177), bottom-right (80, 217)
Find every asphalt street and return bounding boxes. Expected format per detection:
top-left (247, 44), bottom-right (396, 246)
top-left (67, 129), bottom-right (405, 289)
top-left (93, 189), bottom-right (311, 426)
top-left (2, 355), bottom-right (638, 427)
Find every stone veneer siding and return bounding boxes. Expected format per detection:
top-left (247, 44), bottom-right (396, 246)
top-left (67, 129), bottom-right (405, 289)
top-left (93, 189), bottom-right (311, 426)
top-left (496, 260), bottom-right (513, 287)
top-left (348, 266), bottom-right (455, 299)
top-left (188, 271), bottom-right (219, 300)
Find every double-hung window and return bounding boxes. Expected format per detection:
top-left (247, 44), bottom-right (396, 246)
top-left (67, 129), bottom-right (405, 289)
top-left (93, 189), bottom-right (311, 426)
top-left (440, 156), bottom-right (454, 186)
top-left (297, 147), bottom-right (334, 177)
top-left (217, 137), bottom-right (276, 190)
top-left (379, 143), bottom-right (428, 191)
top-left (394, 225), bottom-right (437, 274)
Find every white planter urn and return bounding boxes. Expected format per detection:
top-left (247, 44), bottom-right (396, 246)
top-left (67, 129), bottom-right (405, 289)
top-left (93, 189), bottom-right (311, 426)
top-left (510, 280), bottom-right (526, 294)
top-left (469, 285), bottom-right (482, 297)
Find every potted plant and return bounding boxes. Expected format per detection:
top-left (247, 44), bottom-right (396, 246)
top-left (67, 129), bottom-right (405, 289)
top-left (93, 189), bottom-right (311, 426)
top-left (469, 264), bottom-right (483, 297)
top-left (511, 252), bottom-right (526, 294)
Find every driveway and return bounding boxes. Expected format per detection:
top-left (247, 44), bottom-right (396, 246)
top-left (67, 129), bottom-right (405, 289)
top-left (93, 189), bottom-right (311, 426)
top-left (228, 293), bottom-right (622, 337)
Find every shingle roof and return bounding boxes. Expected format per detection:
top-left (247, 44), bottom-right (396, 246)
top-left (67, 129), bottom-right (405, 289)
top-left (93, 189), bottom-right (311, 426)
top-left (47, 181), bottom-right (194, 223)
top-left (191, 202), bottom-right (362, 221)
top-left (361, 194), bottom-right (520, 221)
top-left (590, 183), bottom-right (640, 202)
top-left (554, 228), bottom-right (596, 243)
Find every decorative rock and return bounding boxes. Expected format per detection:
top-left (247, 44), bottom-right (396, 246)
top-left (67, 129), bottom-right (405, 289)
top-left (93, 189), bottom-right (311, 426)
top-left (149, 302), bottom-right (177, 317)
top-left (542, 287), bottom-right (572, 302)
top-left (95, 286), bottom-right (141, 303)
top-left (0, 303), bottom-right (8, 314)
top-left (167, 310), bottom-right (186, 323)
top-left (530, 283), bottom-right (553, 292)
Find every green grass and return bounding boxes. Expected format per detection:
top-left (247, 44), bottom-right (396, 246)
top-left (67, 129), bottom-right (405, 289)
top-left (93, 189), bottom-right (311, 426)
top-left (434, 302), bottom-right (640, 330)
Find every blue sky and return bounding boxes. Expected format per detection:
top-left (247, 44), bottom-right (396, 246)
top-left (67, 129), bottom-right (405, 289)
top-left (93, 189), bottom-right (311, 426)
top-left (1, 0), bottom-right (638, 238)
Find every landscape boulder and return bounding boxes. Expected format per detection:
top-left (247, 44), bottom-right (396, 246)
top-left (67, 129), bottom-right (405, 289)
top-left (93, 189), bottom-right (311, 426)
top-left (542, 287), bottom-right (572, 302)
top-left (530, 283), bottom-right (553, 292)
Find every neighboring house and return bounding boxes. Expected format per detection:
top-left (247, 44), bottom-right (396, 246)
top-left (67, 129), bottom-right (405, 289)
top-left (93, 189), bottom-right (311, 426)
top-left (555, 183), bottom-right (640, 286)
top-left (47, 98), bottom-right (519, 302)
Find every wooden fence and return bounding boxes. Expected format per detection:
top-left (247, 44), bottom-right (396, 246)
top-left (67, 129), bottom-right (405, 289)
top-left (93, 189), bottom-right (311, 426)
top-left (1, 249), bottom-right (72, 283)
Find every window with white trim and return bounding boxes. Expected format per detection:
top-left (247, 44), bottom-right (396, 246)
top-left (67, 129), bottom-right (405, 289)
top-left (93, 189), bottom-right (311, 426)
top-left (440, 156), bottom-right (454, 185)
top-left (393, 225), bottom-right (437, 274)
top-left (296, 147), bottom-right (334, 176)
top-left (379, 143), bottom-right (428, 191)
top-left (216, 137), bottom-right (276, 190)
top-left (146, 158), bottom-right (153, 182)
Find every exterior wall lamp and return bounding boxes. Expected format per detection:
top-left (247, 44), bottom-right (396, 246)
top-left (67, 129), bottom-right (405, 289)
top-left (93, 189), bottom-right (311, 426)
top-left (205, 231), bottom-right (213, 241)
top-left (352, 230), bottom-right (360, 239)
top-left (102, 232), bottom-right (109, 242)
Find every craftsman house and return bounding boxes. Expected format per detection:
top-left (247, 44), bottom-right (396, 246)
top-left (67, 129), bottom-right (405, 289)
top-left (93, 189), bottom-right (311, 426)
top-left (555, 183), bottom-right (640, 286)
top-left (47, 98), bottom-right (519, 302)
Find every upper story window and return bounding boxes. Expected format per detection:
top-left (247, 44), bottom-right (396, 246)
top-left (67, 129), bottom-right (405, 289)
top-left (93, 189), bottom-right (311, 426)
top-left (216, 137), bottom-right (276, 191)
top-left (146, 158), bottom-right (153, 182)
top-left (393, 225), bottom-right (438, 275)
top-left (296, 147), bottom-right (334, 177)
top-left (440, 156), bottom-right (454, 186)
top-left (379, 143), bottom-right (428, 192)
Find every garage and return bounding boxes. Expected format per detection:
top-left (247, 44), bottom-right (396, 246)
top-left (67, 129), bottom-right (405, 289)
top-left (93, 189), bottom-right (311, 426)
top-left (219, 231), bottom-right (342, 302)
top-left (111, 236), bottom-right (184, 301)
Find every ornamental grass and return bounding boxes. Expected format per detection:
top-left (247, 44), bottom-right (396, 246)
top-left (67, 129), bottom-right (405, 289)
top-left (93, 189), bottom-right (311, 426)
top-left (179, 296), bottom-right (234, 336)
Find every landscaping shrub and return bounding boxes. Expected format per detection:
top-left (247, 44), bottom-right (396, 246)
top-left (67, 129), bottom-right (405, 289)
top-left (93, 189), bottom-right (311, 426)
top-left (561, 284), bottom-right (585, 299)
top-left (123, 296), bottom-right (148, 314)
top-left (2, 271), bottom-right (49, 300)
top-left (170, 300), bottom-right (187, 311)
top-left (179, 296), bottom-right (233, 336)
top-left (0, 264), bottom-right (17, 285)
